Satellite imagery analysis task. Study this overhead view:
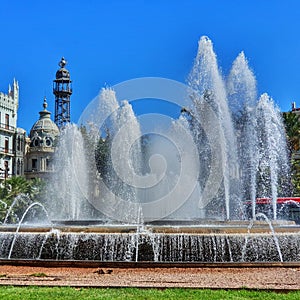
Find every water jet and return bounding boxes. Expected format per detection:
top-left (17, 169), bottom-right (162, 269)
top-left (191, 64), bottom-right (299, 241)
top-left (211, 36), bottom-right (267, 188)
top-left (0, 36), bottom-right (299, 264)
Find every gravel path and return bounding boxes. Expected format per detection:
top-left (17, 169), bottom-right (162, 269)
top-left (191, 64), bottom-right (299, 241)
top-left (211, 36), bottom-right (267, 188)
top-left (0, 265), bottom-right (300, 289)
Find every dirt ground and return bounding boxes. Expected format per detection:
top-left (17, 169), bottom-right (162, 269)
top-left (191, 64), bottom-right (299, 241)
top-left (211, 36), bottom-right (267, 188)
top-left (0, 265), bottom-right (300, 289)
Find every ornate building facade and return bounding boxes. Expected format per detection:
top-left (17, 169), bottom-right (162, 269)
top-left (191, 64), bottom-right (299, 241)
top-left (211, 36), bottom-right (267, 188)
top-left (24, 98), bottom-right (59, 180)
top-left (0, 58), bottom-right (71, 182)
top-left (0, 79), bottom-right (26, 181)
top-left (24, 57), bottom-right (71, 180)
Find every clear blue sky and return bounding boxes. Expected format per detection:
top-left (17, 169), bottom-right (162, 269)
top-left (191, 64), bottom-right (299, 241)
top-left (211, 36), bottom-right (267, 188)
top-left (0, 0), bottom-right (300, 133)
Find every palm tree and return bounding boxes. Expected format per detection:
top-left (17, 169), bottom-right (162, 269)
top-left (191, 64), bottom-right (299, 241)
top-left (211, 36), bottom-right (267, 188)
top-left (0, 176), bottom-right (45, 223)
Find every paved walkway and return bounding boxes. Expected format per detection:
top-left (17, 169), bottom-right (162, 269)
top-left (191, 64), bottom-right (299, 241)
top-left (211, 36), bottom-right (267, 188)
top-left (0, 265), bottom-right (300, 289)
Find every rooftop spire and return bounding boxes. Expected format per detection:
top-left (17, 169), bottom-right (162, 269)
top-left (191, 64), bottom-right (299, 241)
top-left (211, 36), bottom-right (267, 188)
top-left (39, 97), bottom-right (51, 119)
top-left (59, 57), bottom-right (67, 68)
top-left (43, 96), bottom-right (48, 110)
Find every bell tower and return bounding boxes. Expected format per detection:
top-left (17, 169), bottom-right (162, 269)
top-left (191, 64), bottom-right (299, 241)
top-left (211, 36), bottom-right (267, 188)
top-left (53, 57), bottom-right (72, 128)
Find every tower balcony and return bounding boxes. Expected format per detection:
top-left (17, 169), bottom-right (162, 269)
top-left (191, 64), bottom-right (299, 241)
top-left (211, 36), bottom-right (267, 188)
top-left (53, 88), bottom-right (73, 96)
top-left (53, 81), bottom-right (73, 95)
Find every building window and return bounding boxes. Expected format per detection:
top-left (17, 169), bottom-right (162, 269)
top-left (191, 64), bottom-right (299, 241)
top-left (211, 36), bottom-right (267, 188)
top-left (4, 138), bottom-right (9, 153)
top-left (31, 137), bottom-right (41, 147)
top-left (45, 137), bottom-right (52, 147)
top-left (17, 136), bottom-right (21, 151)
top-left (5, 114), bottom-right (9, 129)
top-left (46, 158), bottom-right (51, 170)
top-left (21, 136), bottom-right (24, 152)
top-left (32, 159), bottom-right (37, 171)
top-left (21, 159), bottom-right (23, 175)
top-left (17, 159), bottom-right (20, 175)
top-left (4, 160), bottom-right (9, 179)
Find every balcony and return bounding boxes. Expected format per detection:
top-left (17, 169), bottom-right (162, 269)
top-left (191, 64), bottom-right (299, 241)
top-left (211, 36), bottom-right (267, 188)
top-left (0, 170), bottom-right (11, 180)
top-left (0, 147), bottom-right (14, 156)
top-left (0, 122), bottom-right (15, 133)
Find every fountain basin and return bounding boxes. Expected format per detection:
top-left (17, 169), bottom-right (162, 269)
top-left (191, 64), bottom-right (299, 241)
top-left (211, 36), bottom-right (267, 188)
top-left (1, 223), bottom-right (300, 263)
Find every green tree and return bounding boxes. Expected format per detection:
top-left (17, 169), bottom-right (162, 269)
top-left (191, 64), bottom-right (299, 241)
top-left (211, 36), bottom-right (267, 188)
top-left (283, 112), bottom-right (300, 196)
top-left (283, 112), bottom-right (300, 152)
top-left (0, 176), bottom-right (46, 224)
top-left (95, 135), bottom-right (110, 178)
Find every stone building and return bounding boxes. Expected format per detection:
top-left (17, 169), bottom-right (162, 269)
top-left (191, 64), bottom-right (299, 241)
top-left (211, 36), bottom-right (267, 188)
top-left (24, 57), bottom-right (72, 180)
top-left (0, 58), bottom-right (71, 182)
top-left (0, 79), bottom-right (26, 180)
top-left (24, 98), bottom-right (59, 180)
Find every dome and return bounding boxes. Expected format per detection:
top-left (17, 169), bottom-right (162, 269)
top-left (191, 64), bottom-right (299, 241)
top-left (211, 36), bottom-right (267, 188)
top-left (56, 68), bottom-right (70, 79)
top-left (29, 98), bottom-right (59, 147)
top-left (30, 118), bottom-right (59, 136)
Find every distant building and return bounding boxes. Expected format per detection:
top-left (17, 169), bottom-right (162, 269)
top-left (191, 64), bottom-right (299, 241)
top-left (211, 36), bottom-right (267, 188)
top-left (0, 79), bottom-right (26, 180)
top-left (0, 58), bottom-right (72, 182)
top-left (25, 57), bottom-right (72, 180)
top-left (292, 102), bottom-right (299, 113)
top-left (14, 127), bottom-right (26, 177)
top-left (24, 98), bottom-right (59, 180)
top-left (290, 102), bottom-right (300, 160)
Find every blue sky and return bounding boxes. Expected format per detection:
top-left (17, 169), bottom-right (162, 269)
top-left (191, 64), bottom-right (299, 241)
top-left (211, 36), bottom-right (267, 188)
top-left (0, 0), bottom-right (300, 133)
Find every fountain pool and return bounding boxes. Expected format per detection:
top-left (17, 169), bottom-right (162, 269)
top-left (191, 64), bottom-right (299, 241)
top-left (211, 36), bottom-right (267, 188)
top-left (0, 36), bottom-right (298, 264)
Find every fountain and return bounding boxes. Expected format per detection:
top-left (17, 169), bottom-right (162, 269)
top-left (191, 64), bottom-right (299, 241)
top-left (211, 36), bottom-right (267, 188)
top-left (0, 36), bottom-right (299, 264)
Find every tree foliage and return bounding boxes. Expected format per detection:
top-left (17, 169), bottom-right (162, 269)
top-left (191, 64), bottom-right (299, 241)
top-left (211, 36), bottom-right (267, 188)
top-left (95, 136), bottom-right (110, 179)
top-left (283, 112), bottom-right (300, 152)
top-left (283, 112), bottom-right (300, 196)
top-left (0, 177), bottom-right (46, 224)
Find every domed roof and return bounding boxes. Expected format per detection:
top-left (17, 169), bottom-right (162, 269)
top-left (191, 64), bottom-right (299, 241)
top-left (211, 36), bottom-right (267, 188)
top-left (30, 97), bottom-right (59, 139)
top-left (56, 68), bottom-right (70, 79)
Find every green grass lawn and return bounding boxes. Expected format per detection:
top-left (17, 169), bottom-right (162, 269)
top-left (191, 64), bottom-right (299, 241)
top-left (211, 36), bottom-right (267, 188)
top-left (0, 287), bottom-right (299, 300)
